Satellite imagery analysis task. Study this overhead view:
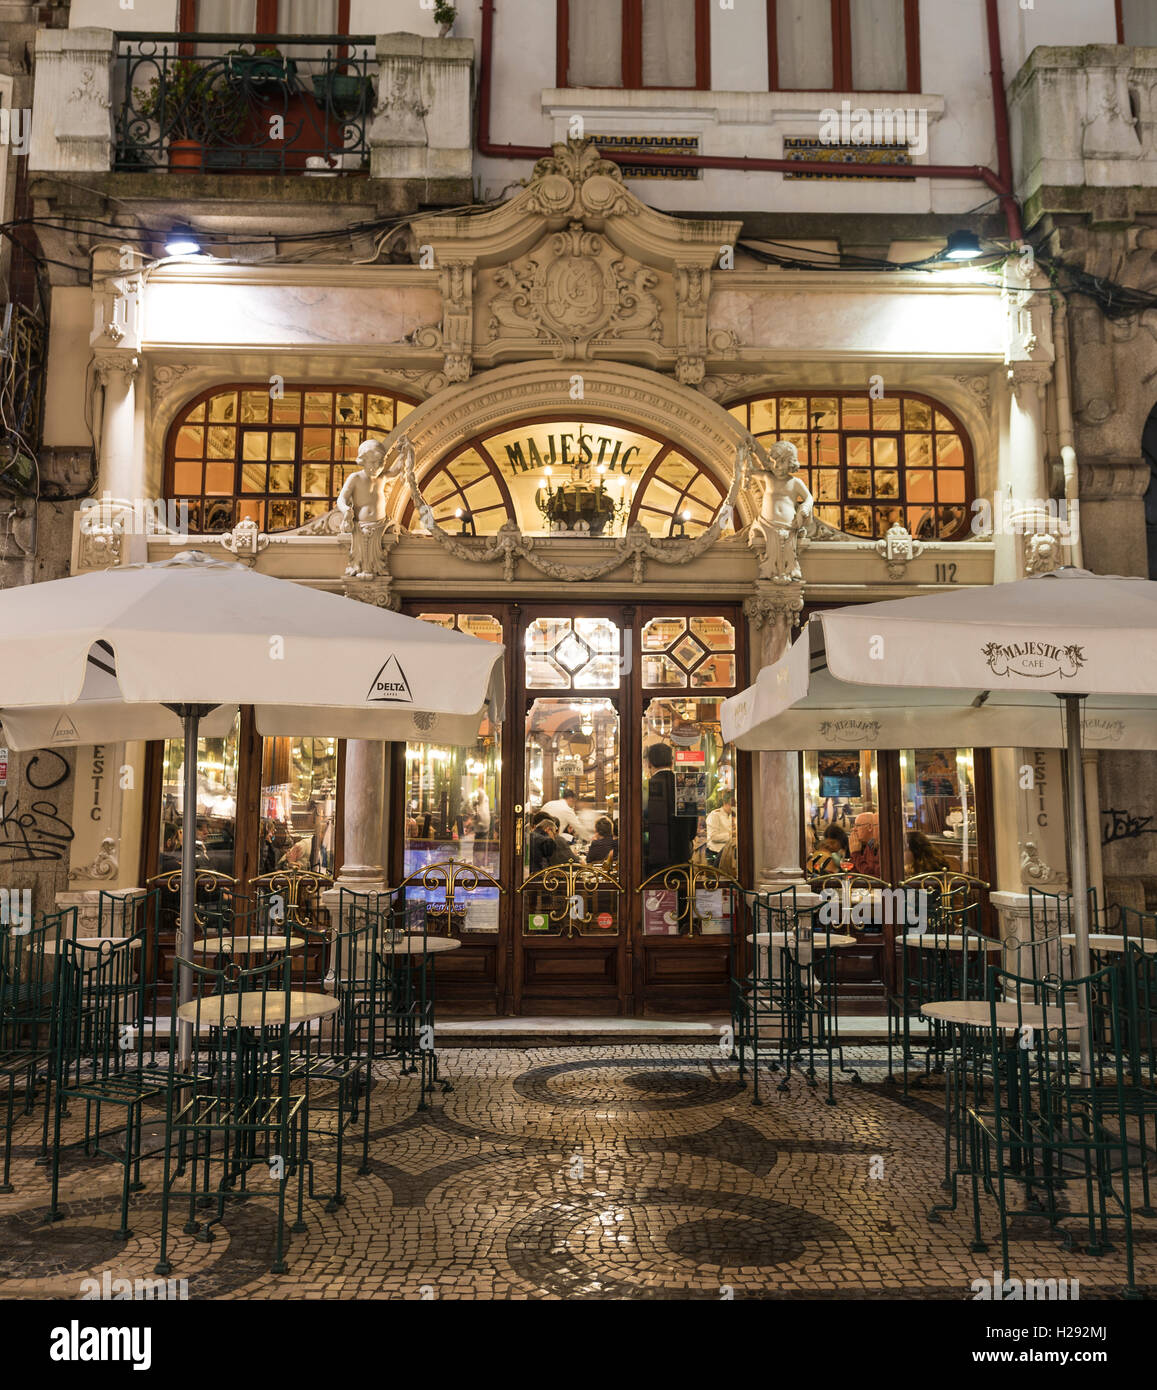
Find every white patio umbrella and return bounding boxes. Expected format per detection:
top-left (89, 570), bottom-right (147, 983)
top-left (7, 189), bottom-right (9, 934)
top-left (0, 551), bottom-right (505, 1059)
top-left (722, 568), bottom-right (1157, 1060)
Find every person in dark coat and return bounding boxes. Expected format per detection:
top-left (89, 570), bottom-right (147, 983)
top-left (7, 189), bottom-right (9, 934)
top-left (644, 743), bottom-right (696, 873)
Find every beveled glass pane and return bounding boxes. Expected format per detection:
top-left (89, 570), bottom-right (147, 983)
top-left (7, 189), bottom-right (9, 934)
top-left (301, 465), bottom-right (328, 496)
top-left (848, 470), bottom-right (871, 498)
top-left (335, 393), bottom-right (363, 425)
top-left (814, 432), bottom-right (840, 465)
top-left (816, 471), bottom-right (841, 501)
top-left (778, 397), bottom-right (808, 430)
top-left (396, 400), bottom-right (415, 423)
top-left (237, 498), bottom-right (262, 524)
top-left (173, 460), bottom-right (202, 493)
top-left (904, 398), bottom-right (932, 430)
top-left (337, 431), bottom-right (362, 461)
top-left (689, 616), bottom-right (734, 651)
top-left (240, 391), bottom-right (269, 424)
top-left (525, 653), bottom-right (569, 689)
top-left (456, 614), bottom-right (503, 644)
top-left (842, 397), bottom-right (870, 429)
top-left (845, 507), bottom-right (872, 534)
top-left (938, 504), bottom-right (967, 535)
top-left (556, 633), bottom-right (590, 672)
top-left (934, 412), bottom-right (955, 431)
top-left (268, 499), bottom-right (298, 530)
top-left (175, 425), bottom-right (203, 458)
top-left (690, 653), bottom-right (736, 688)
top-left (936, 434), bottom-right (964, 468)
top-left (417, 613), bottom-right (456, 630)
top-left (873, 437), bottom-right (898, 468)
top-left (208, 393), bottom-right (236, 423)
top-left (367, 395), bottom-right (394, 430)
top-left (204, 461), bottom-right (234, 495)
top-left (939, 471), bottom-right (966, 503)
top-left (810, 397), bottom-right (839, 429)
top-left (304, 392), bottom-right (333, 423)
top-left (271, 391), bottom-right (302, 424)
top-left (905, 433), bottom-right (932, 468)
top-left (270, 432), bottom-right (296, 462)
top-left (301, 500), bottom-right (330, 523)
top-left (575, 617), bottom-right (619, 654)
top-left (574, 655), bottom-right (619, 689)
top-left (186, 402), bottom-right (206, 423)
top-left (643, 653), bottom-right (684, 688)
top-left (876, 470), bottom-right (899, 498)
top-left (207, 426), bottom-right (235, 460)
top-left (816, 504), bottom-right (842, 530)
top-left (268, 465), bottom-right (294, 493)
top-left (302, 428), bottom-right (331, 460)
top-left (906, 468), bottom-right (934, 502)
top-left (242, 432), bottom-right (268, 462)
top-left (643, 617), bottom-right (685, 651)
top-left (873, 398), bottom-right (901, 430)
top-left (846, 436), bottom-right (870, 467)
top-left (728, 404), bottom-right (748, 426)
top-left (749, 399), bottom-right (776, 434)
top-left (241, 464), bottom-right (266, 493)
top-left (672, 635), bottom-right (704, 668)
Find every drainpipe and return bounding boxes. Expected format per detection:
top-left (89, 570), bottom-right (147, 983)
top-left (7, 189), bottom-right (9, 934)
top-left (476, 0), bottom-right (1023, 241)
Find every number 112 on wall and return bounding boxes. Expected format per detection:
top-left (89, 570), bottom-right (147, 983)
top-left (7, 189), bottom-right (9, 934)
top-left (934, 563), bottom-right (958, 583)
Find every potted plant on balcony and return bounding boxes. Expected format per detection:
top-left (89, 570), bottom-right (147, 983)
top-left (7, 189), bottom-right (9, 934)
top-left (134, 59), bottom-right (244, 170)
top-left (434, 2), bottom-right (457, 37)
top-left (310, 65), bottom-right (374, 117)
top-left (225, 45), bottom-right (298, 92)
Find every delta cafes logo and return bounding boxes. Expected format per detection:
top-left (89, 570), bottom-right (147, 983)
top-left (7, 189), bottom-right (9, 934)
top-left (980, 640), bottom-right (1086, 680)
top-left (366, 655), bottom-right (413, 703)
top-left (819, 719), bottom-right (881, 744)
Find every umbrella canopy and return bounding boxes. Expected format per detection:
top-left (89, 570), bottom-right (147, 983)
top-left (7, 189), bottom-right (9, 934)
top-left (0, 551), bottom-right (505, 750)
top-left (721, 568), bottom-right (1157, 1079)
top-left (722, 569), bottom-right (1157, 751)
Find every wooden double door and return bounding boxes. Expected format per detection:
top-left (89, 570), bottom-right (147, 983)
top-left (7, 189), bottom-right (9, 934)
top-left (394, 600), bottom-right (749, 1017)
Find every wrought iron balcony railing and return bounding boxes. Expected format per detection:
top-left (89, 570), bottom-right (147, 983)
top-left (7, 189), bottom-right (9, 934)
top-left (114, 33), bottom-right (376, 175)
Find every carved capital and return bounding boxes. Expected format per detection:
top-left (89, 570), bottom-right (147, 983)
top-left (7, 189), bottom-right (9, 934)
top-left (744, 585), bottom-right (804, 631)
top-left (93, 352), bottom-right (140, 387)
top-left (1006, 360), bottom-right (1052, 402)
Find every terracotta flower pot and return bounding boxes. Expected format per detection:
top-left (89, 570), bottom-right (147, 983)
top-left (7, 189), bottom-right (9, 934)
top-left (168, 138), bottom-right (203, 170)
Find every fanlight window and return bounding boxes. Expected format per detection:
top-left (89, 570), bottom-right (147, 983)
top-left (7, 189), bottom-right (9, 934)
top-left (728, 391), bottom-right (973, 540)
top-left (165, 384), bottom-right (414, 533)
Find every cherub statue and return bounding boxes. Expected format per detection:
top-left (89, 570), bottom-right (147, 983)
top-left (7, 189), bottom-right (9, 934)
top-left (747, 440), bottom-right (813, 581)
top-left (336, 438), bottom-right (401, 578)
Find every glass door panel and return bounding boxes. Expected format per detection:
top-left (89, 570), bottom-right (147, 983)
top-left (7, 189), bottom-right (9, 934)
top-left (523, 697), bottom-right (620, 936)
top-left (159, 715), bottom-right (241, 875)
top-left (900, 747), bottom-right (977, 876)
top-left (802, 748), bottom-right (880, 875)
top-left (258, 736), bottom-right (338, 876)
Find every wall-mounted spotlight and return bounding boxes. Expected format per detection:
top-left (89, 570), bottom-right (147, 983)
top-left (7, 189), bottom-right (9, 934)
top-left (943, 230), bottom-right (982, 261)
top-left (165, 223), bottom-right (201, 256)
top-left (454, 507), bottom-right (476, 537)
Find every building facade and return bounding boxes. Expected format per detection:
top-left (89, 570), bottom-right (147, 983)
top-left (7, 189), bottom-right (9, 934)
top-left (4, 0), bottom-right (1156, 1015)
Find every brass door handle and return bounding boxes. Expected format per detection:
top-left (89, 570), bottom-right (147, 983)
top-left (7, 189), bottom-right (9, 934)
top-left (514, 805), bottom-right (524, 856)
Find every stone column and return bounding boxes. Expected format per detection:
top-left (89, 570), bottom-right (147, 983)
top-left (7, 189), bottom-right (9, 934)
top-left (335, 739), bottom-right (388, 888)
top-left (744, 585), bottom-right (804, 886)
top-left (29, 27), bottom-right (115, 174)
top-left (370, 34), bottom-right (474, 180)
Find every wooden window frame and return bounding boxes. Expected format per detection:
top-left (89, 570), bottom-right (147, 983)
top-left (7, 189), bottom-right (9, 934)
top-left (557, 0), bottom-right (711, 91)
top-left (767, 0), bottom-right (921, 94)
top-left (728, 388), bottom-right (973, 541)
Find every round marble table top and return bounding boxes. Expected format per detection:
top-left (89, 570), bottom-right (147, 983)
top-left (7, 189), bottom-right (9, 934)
top-left (190, 936), bottom-right (303, 955)
top-left (748, 932), bottom-right (856, 949)
top-left (900, 934), bottom-right (1002, 951)
top-left (176, 990), bottom-right (340, 1028)
top-left (921, 999), bottom-right (1087, 1031)
top-left (380, 934), bottom-right (463, 956)
top-left (1060, 934), bottom-right (1157, 955)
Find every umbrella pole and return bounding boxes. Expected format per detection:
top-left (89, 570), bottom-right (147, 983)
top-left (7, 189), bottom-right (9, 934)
top-left (1062, 693), bottom-right (1093, 1082)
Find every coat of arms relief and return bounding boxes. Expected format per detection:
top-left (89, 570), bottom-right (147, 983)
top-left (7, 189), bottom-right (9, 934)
top-left (488, 222), bottom-right (662, 360)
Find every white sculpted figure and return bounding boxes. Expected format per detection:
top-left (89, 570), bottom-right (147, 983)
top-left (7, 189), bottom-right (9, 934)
top-left (336, 438), bottom-right (401, 578)
top-left (748, 440), bottom-right (813, 581)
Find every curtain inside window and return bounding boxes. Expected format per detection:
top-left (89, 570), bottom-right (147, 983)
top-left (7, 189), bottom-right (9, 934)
top-left (1122, 0), bottom-right (1157, 45)
top-left (642, 0), bottom-right (697, 88)
top-left (195, 0), bottom-right (256, 33)
top-left (280, 0), bottom-right (340, 35)
top-left (568, 0), bottom-right (623, 86)
top-left (850, 0), bottom-right (907, 91)
top-left (776, 0), bottom-right (833, 90)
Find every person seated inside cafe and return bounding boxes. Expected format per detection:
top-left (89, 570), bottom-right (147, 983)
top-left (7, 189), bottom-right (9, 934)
top-left (848, 810), bottom-right (880, 877)
top-left (528, 812), bottom-right (574, 875)
top-left (586, 816), bottom-right (617, 866)
top-left (806, 822), bottom-right (849, 879)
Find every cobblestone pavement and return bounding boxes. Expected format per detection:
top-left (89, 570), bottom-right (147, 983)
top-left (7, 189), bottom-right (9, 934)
top-left (0, 1045), bottom-right (1152, 1300)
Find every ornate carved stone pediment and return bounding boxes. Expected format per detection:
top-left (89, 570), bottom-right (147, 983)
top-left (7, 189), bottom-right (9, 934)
top-left (417, 139), bottom-right (742, 384)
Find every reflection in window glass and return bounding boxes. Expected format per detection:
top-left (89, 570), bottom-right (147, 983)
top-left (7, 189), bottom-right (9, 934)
top-left (159, 716), bottom-right (241, 876)
top-left (642, 615), bottom-right (736, 689)
top-left (641, 698), bottom-right (735, 934)
top-left (525, 616), bottom-right (620, 690)
top-left (802, 748), bottom-right (880, 880)
top-left (900, 748), bottom-right (977, 877)
top-left (259, 737), bottom-right (338, 877)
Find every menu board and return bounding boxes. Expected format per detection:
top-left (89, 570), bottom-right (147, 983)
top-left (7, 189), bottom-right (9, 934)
top-left (643, 888), bottom-right (679, 936)
top-left (694, 888), bottom-right (729, 935)
top-left (464, 893), bottom-right (500, 933)
top-left (674, 749), bottom-right (707, 819)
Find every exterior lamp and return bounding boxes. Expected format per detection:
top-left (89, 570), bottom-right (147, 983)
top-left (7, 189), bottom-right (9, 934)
top-left (453, 507), bottom-right (475, 536)
top-left (943, 230), bottom-right (982, 261)
top-left (669, 508), bottom-right (692, 538)
top-left (165, 223), bottom-right (201, 256)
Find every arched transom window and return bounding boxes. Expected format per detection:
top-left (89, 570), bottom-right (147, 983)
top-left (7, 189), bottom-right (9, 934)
top-left (728, 391), bottom-right (973, 540)
top-left (404, 418), bottom-right (731, 538)
top-left (165, 384), bottom-right (416, 533)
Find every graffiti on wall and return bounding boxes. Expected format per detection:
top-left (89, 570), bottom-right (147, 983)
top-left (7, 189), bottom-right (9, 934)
top-left (1101, 807), bottom-right (1157, 848)
top-left (0, 749), bottom-right (74, 863)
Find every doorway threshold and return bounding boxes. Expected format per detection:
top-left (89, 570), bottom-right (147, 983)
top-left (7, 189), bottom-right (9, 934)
top-left (437, 1015), bottom-right (729, 1046)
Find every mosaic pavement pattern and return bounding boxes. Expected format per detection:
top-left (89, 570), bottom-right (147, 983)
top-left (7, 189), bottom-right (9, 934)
top-left (0, 1045), bottom-right (1153, 1301)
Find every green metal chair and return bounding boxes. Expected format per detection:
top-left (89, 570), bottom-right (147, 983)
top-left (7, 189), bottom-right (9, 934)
top-left (965, 962), bottom-right (1140, 1298)
top-left (154, 951), bottom-right (308, 1277)
top-left (47, 927), bottom-right (169, 1240)
top-left (730, 885), bottom-right (796, 1102)
top-left (0, 907), bottom-right (75, 1191)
